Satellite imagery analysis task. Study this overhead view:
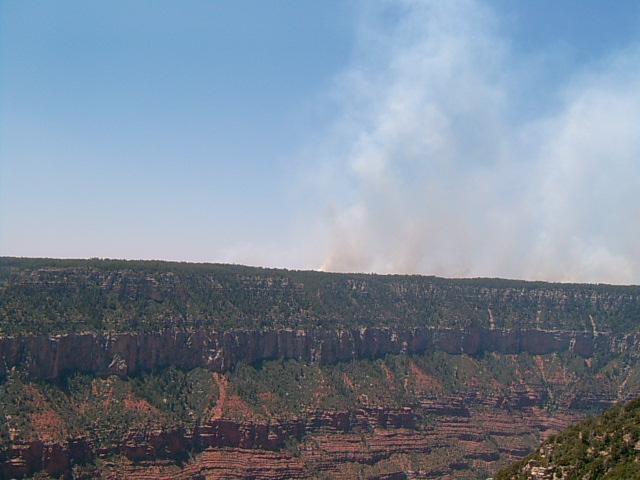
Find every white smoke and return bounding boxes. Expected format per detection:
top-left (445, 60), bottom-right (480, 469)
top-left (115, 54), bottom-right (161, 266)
top-left (317, 0), bottom-right (640, 284)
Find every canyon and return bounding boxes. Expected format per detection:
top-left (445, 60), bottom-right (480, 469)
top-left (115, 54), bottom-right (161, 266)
top-left (1, 258), bottom-right (639, 478)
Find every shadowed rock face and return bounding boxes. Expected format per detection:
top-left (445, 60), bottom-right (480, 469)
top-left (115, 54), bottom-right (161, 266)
top-left (1, 326), bottom-right (639, 381)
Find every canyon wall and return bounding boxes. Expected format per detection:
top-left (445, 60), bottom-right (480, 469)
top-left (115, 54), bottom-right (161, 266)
top-left (1, 326), bottom-right (639, 381)
top-left (3, 326), bottom-right (639, 478)
top-left (2, 260), bottom-right (640, 478)
top-left (0, 392), bottom-right (584, 479)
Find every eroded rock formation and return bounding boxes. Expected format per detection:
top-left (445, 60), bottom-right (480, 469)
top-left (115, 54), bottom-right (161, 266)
top-left (2, 326), bottom-right (639, 381)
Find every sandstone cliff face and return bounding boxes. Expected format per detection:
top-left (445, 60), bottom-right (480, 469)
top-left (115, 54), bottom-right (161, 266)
top-left (1, 327), bottom-right (638, 381)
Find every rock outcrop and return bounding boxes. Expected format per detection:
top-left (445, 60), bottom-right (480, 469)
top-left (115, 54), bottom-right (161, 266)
top-left (0, 399), bottom-right (582, 479)
top-left (2, 327), bottom-right (639, 381)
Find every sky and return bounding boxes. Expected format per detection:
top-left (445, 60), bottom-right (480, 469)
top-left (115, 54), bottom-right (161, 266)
top-left (1, 0), bottom-right (640, 283)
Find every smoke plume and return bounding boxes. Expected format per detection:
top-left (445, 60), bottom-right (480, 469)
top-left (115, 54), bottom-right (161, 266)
top-left (318, 0), bottom-right (640, 284)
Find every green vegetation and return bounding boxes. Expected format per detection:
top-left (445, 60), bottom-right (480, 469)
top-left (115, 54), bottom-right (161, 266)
top-left (1, 347), bottom-right (638, 478)
top-left (228, 355), bottom-right (419, 418)
top-left (1, 257), bottom-right (640, 336)
top-left (2, 349), bottom-right (632, 447)
top-left (225, 349), bottom-right (637, 421)
top-left (0, 367), bottom-right (218, 447)
top-left (496, 398), bottom-right (640, 479)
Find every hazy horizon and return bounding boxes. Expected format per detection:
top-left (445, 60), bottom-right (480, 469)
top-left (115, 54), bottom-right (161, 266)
top-left (2, 0), bottom-right (640, 284)
top-left (5, 255), bottom-right (640, 288)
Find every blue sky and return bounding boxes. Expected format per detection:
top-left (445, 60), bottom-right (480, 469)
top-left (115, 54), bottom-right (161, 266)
top-left (2, 1), bottom-right (640, 283)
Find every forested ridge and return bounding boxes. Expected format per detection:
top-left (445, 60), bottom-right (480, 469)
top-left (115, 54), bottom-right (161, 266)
top-left (2, 257), bottom-right (640, 336)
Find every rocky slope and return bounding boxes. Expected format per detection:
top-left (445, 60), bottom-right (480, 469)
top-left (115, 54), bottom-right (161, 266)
top-left (3, 345), bottom-right (640, 479)
top-left (1, 258), bottom-right (639, 479)
top-left (496, 398), bottom-right (640, 479)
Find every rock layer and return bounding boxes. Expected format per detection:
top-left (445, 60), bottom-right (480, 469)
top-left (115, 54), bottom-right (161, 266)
top-left (0, 400), bottom-right (580, 479)
top-left (2, 327), bottom-right (639, 381)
